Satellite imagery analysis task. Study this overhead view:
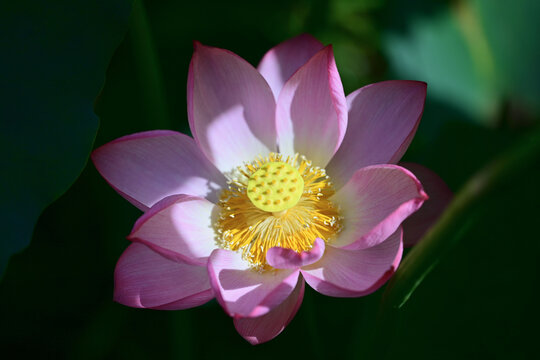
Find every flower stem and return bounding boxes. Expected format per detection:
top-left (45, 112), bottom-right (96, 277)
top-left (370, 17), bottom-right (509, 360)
top-left (367, 125), bottom-right (540, 356)
top-left (382, 126), bottom-right (540, 310)
top-left (129, 0), bottom-right (171, 128)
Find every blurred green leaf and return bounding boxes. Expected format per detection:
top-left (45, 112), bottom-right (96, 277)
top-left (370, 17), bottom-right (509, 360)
top-left (383, 0), bottom-right (499, 123)
top-left (0, 0), bottom-right (132, 277)
top-left (383, 0), bottom-right (540, 124)
top-left (476, 0), bottom-right (540, 117)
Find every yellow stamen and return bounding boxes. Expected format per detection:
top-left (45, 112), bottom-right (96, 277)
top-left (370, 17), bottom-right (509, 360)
top-left (216, 153), bottom-right (342, 270)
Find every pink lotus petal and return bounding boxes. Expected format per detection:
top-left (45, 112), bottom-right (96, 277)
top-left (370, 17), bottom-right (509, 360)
top-left (400, 163), bottom-right (453, 247)
top-left (234, 277), bottom-right (305, 345)
top-left (266, 238), bottom-right (325, 269)
top-left (188, 42), bottom-right (277, 173)
top-left (128, 194), bottom-right (218, 266)
top-left (92, 130), bottom-right (226, 211)
top-left (257, 34), bottom-right (324, 100)
top-left (301, 228), bottom-right (403, 297)
top-left (276, 46), bottom-right (348, 168)
top-left (114, 243), bottom-right (213, 310)
top-left (326, 80), bottom-right (427, 189)
top-left (207, 249), bottom-right (300, 318)
top-left (331, 164), bottom-right (427, 250)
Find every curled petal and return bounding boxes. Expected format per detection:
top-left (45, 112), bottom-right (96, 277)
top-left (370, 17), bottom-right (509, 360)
top-left (207, 249), bottom-right (299, 318)
top-left (331, 165), bottom-right (427, 250)
top-left (276, 46), bottom-right (348, 168)
top-left (92, 130), bottom-right (226, 210)
top-left (301, 228), bottom-right (403, 297)
top-left (234, 277), bottom-right (305, 345)
top-left (188, 42), bottom-right (277, 173)
top-left (128, 195), bottom-right (218, 266)
top-left (257, 33), bottom-right (324, 99)
top-left (266, 238), bottom-right (325, 269)
top-left (327, 80), bottom-right (427, 189)
top-left (400, 163), bottom-right (453, 247)
top-left (114, 243), bottom-right (213, 310)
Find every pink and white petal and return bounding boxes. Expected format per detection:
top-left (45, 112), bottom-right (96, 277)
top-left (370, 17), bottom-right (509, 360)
top-left (326, 80), bottom-right (427, 189)
top-left (276, 46), bottom-right (348, 168)
top-left (128, 194), bottom-right (218, 266)
top-left (114, 243), bottom-right (213, 310)
top-left (234, 277), bottom-right (305, 345)
top-left (266, 238), bottom-right (325, 269)
top-left (331, 165), bottom-right (427, 250)
top-left (92, 130), bottom-right (226, 211)
top-left (208, 249), bottom-right (299, 318)
top-left (257, 34), bottom-right (324, 100)
top-left (188, 42), bottom-right (277, 173)
top-left (400, 163), bottom-right (453, 247)
top-left (301, 228), bottom-right (403, 297)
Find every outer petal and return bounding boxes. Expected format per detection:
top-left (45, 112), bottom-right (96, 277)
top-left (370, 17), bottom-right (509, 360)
top-left (234, 277), bottom-right (305, 345)
top-left (257, 34), bottom-right (324, 100)
top-left (400, 163), bottom-right (453, 247)
top-left (127, 195), bottom-right (218, 266)
top-left (326, 80), bottom-right (427, 189)
top-left (114, 243), bottom-right (213, 310)
top-left (331, 165), bottom-right (427, 250)
top-left (207, 249), bottom-right (299, 318)
top-left (187, 42), bottom-right (277, 173)
top-left (92, 130), bottom-right (226, 211)
top-left (301, 228), bottom-right (403, 297)
top-left (276, 46), bottom-right (348, 168)
top-left (266, 238), bottom-right (325, 269)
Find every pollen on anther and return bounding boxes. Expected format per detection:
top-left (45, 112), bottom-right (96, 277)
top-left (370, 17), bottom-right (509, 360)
top-left (218, 152), bottom-right (342, 269)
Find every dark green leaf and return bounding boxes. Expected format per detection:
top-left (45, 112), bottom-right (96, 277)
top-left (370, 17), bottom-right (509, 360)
top-left (0, 0), bottom-right (132, 277)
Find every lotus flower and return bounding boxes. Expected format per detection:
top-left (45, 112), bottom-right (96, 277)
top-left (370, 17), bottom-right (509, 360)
top-left (92, 34), bottom-right (450, 345)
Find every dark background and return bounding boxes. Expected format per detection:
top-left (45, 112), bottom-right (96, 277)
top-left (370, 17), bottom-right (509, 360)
top-left (2, 0), bottom-right (540, 358)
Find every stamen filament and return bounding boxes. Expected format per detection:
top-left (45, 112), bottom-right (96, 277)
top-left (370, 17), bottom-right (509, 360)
top-left (216, 153), bottom-right (342, 270)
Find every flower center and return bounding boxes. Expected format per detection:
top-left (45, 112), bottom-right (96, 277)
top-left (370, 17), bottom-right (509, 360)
top-left (216, 153), bottom-right (342, 270)
top-left (246, 161), bottom-right (304, 213)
